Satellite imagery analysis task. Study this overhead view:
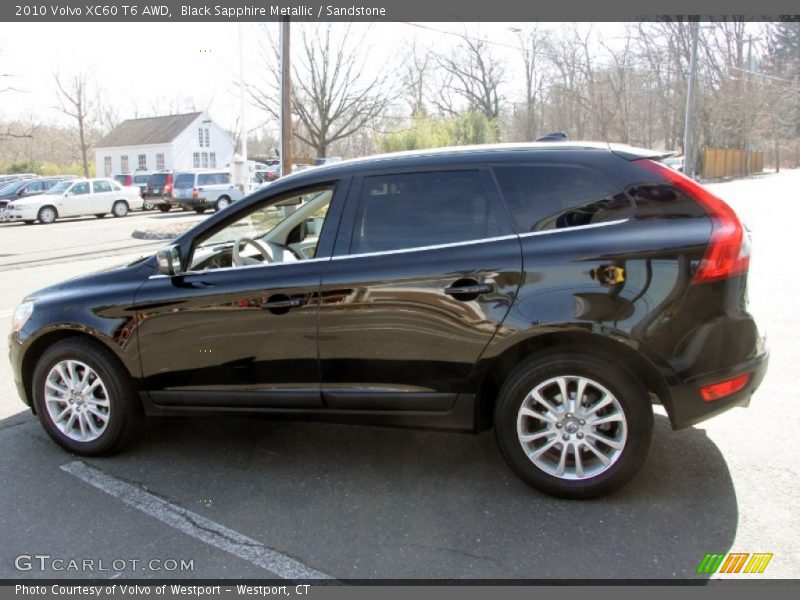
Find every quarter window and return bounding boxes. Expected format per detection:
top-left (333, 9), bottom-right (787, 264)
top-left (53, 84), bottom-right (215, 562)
top-left (493, 165), bottom-right (632, 232)
top-left (350, 170), bottom-right (501, 254)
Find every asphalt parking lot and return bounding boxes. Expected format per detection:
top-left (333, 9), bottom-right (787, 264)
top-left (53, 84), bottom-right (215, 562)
top-left (0, 174), bottom-right (798, 580)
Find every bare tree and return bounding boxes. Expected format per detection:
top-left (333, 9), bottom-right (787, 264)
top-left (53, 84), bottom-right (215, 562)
top-left (250, 23), bottom-right (392, 159)
top-left (54, 71), bottom-right (93, 177)
top-left (435, 33), bottom-right (505, 120)
top-left (401, 42), bottom-right (434, 117)
top-left (513, 26), bottom-right (550, 141)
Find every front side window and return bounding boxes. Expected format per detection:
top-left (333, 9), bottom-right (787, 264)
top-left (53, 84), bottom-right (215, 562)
top-left (189, 188), bottom-right (334, 271)
top-left (350, 170), bottom-right (500, 254)
top-left (23, 180), bottom-right (44, 194)
top-left (70, 182), bottom-right (90, 195)
top-left (493, 165), bottom-right (632, 233)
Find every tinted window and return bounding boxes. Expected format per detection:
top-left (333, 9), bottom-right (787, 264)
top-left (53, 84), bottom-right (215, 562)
top-left (626, 184), bottom-right (706, 219)
top-left (494, 165), bottom-right (632, 232)
top-left (93, 180), bottom-right (112, 193)
top-left (23, 181), bottom-right (45, 193)
top-left (133, 174), bottom-right (149, 184)
top-left (149, 173), bottom-right (167, 186)
top-left (350, 170), bottom-right (500, 254)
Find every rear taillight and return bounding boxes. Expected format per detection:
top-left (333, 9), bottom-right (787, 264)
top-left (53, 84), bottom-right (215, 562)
top-left (699, 373), bottom-right (750, 402)
top-left (637, 159), bottom-right (750, 283)
top-left (164, 184), bottom-right (172, 193)
top-left (192, 188), bottom-right (199, 199)
top-left (125, 176), bottom-right (132, 186)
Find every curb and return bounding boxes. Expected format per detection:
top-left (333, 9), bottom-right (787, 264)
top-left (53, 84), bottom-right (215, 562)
top-left (131, 230), bottom-right (178, 241)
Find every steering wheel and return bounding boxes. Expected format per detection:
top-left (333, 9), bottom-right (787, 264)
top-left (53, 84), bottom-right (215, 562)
top-left (232, 237), bottom-right (272, 266)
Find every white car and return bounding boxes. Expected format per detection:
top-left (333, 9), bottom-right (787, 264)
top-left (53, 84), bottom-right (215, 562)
top-left (2, 178), bottom-right (143, 224)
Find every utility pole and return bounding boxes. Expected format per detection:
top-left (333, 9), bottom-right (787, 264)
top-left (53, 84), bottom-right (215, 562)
top-left (744, 35), bottom-right (754, 176)
top-left (683, 19), bottom-right (700, 179)
top-left (238, 22), bottom-right (249, 194)
top-left (279, 18), bottom-right (292, 178)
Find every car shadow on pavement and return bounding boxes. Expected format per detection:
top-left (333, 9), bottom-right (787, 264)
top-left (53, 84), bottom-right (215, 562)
top-left (1, 411), bottom-right (736, 580)
top-left (76, 412), bottom-right (735, 580)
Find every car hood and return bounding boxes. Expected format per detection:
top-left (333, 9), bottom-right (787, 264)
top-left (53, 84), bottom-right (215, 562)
top-left (24, 259), bottom-right (154, 304)
top-left (5, 196), bottom-right (48, 207)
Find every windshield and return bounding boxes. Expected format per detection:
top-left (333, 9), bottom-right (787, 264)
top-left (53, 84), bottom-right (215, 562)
top-left (48, 181), bottom-right (72, 194)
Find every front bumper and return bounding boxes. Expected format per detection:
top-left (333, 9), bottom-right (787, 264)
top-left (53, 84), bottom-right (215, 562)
top-left (664, 345), bottom-right (769, 429)
top-left (2, 207), bottom-right (37, 221)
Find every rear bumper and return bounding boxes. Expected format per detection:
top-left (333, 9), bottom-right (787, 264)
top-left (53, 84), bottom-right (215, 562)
top-left (664, 345), bottom-right (769, 429)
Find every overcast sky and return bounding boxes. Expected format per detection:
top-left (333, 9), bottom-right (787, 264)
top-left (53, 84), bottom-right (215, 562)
top-left (0, 22), bottom-right (624, 135)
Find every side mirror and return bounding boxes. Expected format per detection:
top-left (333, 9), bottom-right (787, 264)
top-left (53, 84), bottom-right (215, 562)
top-left (156, 245), bottom-right (185, 276)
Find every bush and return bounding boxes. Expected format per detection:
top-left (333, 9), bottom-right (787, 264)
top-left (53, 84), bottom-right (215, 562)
top-left (380, 113), bottom-right (500, 153)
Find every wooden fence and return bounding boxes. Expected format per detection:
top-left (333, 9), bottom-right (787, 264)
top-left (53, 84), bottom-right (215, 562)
top-left (700, 148), bottom-right (764, 179)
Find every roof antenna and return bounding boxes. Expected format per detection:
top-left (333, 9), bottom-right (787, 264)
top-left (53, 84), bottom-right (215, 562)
top-left (536, 132), bottom-right (568, 142)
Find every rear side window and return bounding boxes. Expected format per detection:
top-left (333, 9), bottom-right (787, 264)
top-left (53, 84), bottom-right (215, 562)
top-left (493, 165), bottom-right (632, 233)
top-left (174, 174), bottom-right (195, 188)
top-left (198, 173), bottom-right (229, 185)
top-left (350, 170), bottom-right (502, 254)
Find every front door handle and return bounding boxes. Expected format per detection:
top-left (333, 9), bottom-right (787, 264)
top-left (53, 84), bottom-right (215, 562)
top-left (263, 298), bottom-right (302, 309)
top-left (444, 282), bottom-right (494, 296)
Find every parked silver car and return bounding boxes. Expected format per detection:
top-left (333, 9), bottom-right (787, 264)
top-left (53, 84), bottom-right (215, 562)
top-left (171, 170), bottom-right (243, 213)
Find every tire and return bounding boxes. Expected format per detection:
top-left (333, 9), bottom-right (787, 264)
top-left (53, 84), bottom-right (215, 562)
top-left (37, 205), bottom-right (57, 224)
top-left (94, 213), bottom-right (106, 219)
top-left (158, 204), bottom-right (171, 213)
top-left (112, 200), bottom-right (129, 218)
top-left (143, 201), bottom-right (154, 211)
top-left (214, 196), bottom-right (231, 212)
top-left (32, 339), bottom-right (142, 455)
top-left (494, 349), bottom-right (653, 499)
top-left (194, 207), bottom-right (206, 214)
top-left (23, 220), bottom-right (35, 225)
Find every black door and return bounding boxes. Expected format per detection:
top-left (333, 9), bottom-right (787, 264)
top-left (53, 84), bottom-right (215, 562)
top-left (135, 183), bottom-right (346, 410)
top-left (318, 168), bottom-right (522, 413)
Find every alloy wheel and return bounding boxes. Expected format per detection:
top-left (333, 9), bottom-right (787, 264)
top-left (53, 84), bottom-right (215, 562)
top-left (44, 360), bottom-right (111, 442)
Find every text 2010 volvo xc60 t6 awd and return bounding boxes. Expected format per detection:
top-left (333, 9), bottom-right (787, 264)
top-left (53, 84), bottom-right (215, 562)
top-left (9, 143), bottom-right (768, 498)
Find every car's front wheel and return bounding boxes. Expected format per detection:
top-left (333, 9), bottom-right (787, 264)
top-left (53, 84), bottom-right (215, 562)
top-left (494, 350), bottom-right (653, 499)
top-left (158, 204), bottom-right (171, 213)
top-left (32, 339), bottom-right (141, 455)
top-left (37, 206), bottom-right (57, 224)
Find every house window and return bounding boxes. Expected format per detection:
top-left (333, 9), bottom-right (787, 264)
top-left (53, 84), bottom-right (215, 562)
top-left (120, 155), bottom-right (129, 172)
top-left (204, 128), bottom-right (210, 147)
top-left (138, 154), bottom-right (147, 170)
top-left (209, 152), bottom-right (216, 168)
top-left (201, 152), bottom-right (209, 168)
top-left (193, 153), bottom-right (200, 168)
top-left (103, 156), bottom-right (112, 177)
top-left (156, 153), bottom-right (165, 170)
top-left (198, 128), bottom-right (204, 147)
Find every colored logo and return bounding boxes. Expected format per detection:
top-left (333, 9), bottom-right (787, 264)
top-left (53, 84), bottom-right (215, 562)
top-left (697, 552), bottom-right (773, 574)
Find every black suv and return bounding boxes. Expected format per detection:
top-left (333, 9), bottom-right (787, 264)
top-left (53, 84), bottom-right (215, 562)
top-left (9, 143), bottom-right (768, 498)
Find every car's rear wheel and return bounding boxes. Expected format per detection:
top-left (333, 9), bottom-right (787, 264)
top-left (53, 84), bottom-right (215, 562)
top-left (32, 339), bottom-right (141, 455)
top-left (94, 213), bottom-right (106, 218)
top-left (494, 350), bottom-right (653, 499)
top-left (215, 196), bottom-right (231, 212)
top-left (37, 206), bottom-right (57, 224)
top-left (194, 207), bottom-right (206, 214)
top-left (112, 200), bottom-right (129, 217)
top-left (158, 204), bottom-right (170, 213)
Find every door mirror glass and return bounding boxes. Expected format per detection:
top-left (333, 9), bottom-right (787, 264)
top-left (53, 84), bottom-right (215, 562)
top-left (156, 245), bottom-right (184, 276)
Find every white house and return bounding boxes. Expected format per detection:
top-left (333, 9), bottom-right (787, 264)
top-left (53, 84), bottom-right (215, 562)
top-left (94, 112), bottom-right (235, 177)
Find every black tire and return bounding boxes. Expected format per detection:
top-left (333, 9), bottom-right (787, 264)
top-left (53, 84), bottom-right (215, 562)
top-left (194, 207), bottom-right (206, 214)
top-left (158, 204), bottom-right (171, 213)
top-left (112, 200), bottom-right (129, 218)
top-left (494, 349), bottom-right (653, 499)
top-left (94, 213), bottom-right (106, 218)
top-left (214, 196), bottom-right (231, 212)
top-left (37, 205), bottom-right (57, 224)
top-left (32, 339), bottom-right (142, 456)
top-left (23, 220), bottom-right (35, 225)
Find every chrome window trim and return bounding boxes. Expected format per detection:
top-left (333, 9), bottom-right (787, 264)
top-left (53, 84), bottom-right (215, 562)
top-left (331, 218), bottom-right (629, 261)
top-left (148, 256), bottom-right (331, 279)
